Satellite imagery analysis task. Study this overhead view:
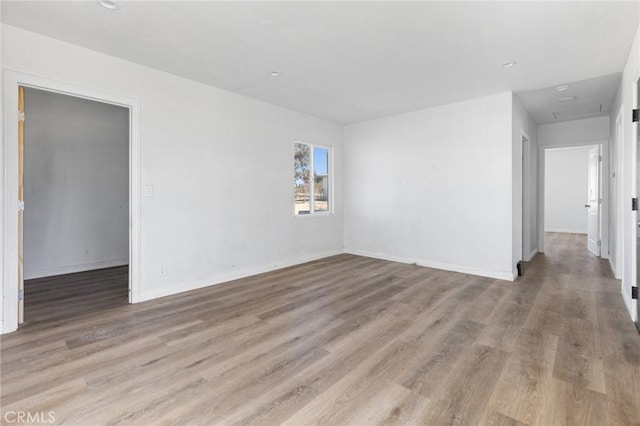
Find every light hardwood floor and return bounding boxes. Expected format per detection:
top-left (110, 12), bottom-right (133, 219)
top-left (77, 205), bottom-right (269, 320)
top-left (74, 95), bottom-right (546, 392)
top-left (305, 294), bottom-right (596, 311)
top-left (1, 233), bottom-right (639, 425)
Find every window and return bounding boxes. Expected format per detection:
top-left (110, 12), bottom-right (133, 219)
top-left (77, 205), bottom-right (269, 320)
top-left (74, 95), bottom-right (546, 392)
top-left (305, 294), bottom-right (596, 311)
top-left (294, 142), bottom-right (331, 215)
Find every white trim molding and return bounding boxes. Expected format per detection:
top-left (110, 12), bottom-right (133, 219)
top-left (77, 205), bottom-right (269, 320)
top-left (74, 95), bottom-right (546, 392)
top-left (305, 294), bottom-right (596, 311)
top-left (344, 248), bottom-right (516, 281)
top-left (1, 70), bottom-right (142, 334)
top-left (544, 228), bottom-right (588, 235)
top-left (139, 249), bottom-right (344, 302)
top-left (24, 259), bottom-right (129, 280)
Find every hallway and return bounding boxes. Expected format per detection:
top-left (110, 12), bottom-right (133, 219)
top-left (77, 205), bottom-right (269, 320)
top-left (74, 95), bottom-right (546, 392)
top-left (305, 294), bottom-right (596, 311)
top-left (512, 232), bottom-right (640, 424)
top-left (1, 234), bottom-right (639, 425)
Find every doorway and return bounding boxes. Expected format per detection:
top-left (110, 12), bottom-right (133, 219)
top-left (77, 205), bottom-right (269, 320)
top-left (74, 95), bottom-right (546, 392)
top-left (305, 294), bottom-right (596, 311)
top-left (21, 87), bottom-right (130, 324)
top-left (542, 144), bottom-right (602, 256)
top-left (2, 71), bottom-right (142, 334)
top-left (522, 133), bottom-right (531, 262)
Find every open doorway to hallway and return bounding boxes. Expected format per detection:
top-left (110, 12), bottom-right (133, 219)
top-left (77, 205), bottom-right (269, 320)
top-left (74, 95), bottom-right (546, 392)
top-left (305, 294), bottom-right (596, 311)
top-left (21, 87), bottom-right (130, 325)
top-left (543, 145), bottom-right (601, 257)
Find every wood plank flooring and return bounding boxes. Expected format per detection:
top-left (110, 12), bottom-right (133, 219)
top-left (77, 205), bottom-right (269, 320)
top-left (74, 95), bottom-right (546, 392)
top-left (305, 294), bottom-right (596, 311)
top-left (1, 233), bottom-right (639, 425)
top-left (22, 266), bottom-right (129, 324)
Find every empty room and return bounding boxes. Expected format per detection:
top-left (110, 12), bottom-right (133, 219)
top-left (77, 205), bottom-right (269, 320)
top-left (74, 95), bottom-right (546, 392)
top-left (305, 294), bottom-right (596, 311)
top-left (1, 1), bottom-right (639, 425)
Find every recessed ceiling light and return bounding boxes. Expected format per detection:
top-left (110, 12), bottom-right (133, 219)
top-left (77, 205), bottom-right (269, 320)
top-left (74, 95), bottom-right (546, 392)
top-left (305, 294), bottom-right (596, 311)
top-left (558, 96), bottom-right (577, 102)
top-left (269, 71), bottom-right (280, 77)
top-left (98, 0), bottom-right (118, 10)
top-left (501, 61), bottom-right (517, 69)
top-left (556, 85), bottom-right (569, 92)
top-left (353, 103), bottom-right (361, 107)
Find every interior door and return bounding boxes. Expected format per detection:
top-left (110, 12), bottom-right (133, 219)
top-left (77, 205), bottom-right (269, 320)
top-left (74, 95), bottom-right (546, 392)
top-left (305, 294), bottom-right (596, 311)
top-left (18, 86), bottom-right (25, 324)
top-left (586, 146), bottom-right (600, 256)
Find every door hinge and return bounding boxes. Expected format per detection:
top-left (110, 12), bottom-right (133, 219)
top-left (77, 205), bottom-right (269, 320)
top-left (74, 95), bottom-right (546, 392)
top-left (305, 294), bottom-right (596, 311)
top-left (18, 200), bottom-right (25, 211)
top-left (633, 198), bottom-right (638, 211)
top-left (633, 109), bottom-right (639, 123)
top-left (599, 198), bottom-right (603, 204)
top-left (18, 289), bottom-right (24, 301)
top-left (18, 111), bottom-right (25, 122)
top-left (597, 240), bottom-right (601, 247)
top-left (632, 286), bottom-right (638, 300)
top-left (598, 155), bottom-right (603, 161)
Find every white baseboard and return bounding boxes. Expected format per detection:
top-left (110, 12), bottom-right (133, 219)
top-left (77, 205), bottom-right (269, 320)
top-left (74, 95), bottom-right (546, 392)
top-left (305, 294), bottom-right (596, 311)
top-left (139, 249), bottom-right (344, 302)
top-left (343, 248), bottom-right (515, 281)
top-left (24, 258), bottom-right (129, 280)
top-left (544, 228), bottom-right (587, 234)
top-left (608, 257), bottom-right (620, 279)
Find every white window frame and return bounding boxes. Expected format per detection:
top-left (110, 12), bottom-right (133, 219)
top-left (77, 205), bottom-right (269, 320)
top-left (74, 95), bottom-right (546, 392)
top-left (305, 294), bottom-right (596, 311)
top-left (294, 141), bottom-right (333, 217)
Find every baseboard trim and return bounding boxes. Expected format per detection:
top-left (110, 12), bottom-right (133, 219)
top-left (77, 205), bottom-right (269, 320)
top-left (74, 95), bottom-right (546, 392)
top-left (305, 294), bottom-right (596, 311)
top-left (139, 249), bottom-right (344, 302)
top-left (24, 258), bottom-right (129, 280)
top-left (608, 257), bottom-right (619, 279)
top-left (344, 248), bottom-right (515, 281)
top-left (544, 228), bottom-right (587, 234)
top-left (525, 249), bottom-right (538, 262)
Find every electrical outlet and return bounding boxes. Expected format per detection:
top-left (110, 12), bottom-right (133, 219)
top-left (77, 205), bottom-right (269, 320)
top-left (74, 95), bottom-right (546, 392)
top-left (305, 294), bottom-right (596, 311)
top-left (160, 266), bottom-right (167, 276)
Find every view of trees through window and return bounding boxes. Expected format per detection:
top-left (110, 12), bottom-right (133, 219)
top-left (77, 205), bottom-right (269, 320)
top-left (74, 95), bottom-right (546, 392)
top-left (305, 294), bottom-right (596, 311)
top-left (294, 142), bottom-right (330, 215)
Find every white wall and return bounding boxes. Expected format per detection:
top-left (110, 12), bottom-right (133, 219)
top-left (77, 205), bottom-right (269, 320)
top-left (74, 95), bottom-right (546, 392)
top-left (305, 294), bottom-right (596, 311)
top-left (23, 88), bottom-right (129, 279)
top-left (344, 92), bottom-right (515, 280)
top-left (538, 116), bottom-right (610, 145)
top-left (544, 146), bottom-right (591, 234)
top-left (0, 15), bottom-right (4, 331)
top-left (613, 20), bottom-right (639, 322)
top-left (512, 95), bottom-right (538, 262)
top-left (1, 25), bottom-right (344, 314)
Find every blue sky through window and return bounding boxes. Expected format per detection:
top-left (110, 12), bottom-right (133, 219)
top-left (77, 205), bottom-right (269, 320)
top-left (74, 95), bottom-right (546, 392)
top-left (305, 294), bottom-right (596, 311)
top-left (314, 147), bottom-right (328, 176)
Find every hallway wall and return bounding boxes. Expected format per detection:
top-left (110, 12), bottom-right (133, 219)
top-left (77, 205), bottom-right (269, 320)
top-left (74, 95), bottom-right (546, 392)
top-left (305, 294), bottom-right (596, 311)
top-left (609, 88), bottom-right (623, 279)
top-left (612, 20), bottom-right (640, 322)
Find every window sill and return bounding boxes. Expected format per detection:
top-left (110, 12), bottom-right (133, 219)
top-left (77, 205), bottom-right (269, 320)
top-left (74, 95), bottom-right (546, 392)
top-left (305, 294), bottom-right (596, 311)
top-left (294, 212), bottom-right (333, 218)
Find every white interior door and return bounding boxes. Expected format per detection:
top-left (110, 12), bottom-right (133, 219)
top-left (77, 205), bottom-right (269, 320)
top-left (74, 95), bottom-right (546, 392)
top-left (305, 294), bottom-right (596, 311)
top-left (586, 146), bottom-right (600, 256)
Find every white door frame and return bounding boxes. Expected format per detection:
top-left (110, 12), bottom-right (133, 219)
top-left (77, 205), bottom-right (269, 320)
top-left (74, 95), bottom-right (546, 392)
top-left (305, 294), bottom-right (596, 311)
top-left (611, 107), bottom-right (624, 279)
top-left (537, 139), bottom-right (609, 256)
top-left (586, 145), bottom-right (602, 256)
top-left (634, 75), bottom-right (640, 326)
top-left (521, 131), bottom-right (533, 261)
top-left (1, 70), bottom-right (143, 334)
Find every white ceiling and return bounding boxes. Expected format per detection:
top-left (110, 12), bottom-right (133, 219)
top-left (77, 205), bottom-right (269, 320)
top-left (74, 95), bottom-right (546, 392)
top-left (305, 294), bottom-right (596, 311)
top-left (516, 73), bottom-right (622, 125)
top-left (2, 1), bottom-right (639, 124)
